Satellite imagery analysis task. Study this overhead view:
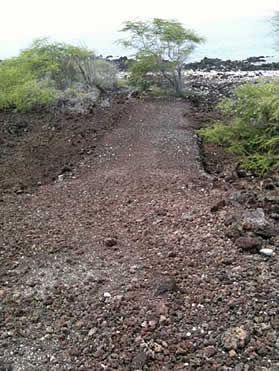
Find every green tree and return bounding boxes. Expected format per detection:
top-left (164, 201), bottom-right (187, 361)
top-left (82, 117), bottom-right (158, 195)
top-left (118, 18), bottom-right (204, 94)
top-left (21, 38), bottom-right (116, 93)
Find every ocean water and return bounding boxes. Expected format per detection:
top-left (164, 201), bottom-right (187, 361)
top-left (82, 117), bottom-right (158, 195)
top-left (187, 16), bottom-right (279, 62)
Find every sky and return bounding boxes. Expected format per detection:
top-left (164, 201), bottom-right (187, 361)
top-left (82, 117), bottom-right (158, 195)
top-left (1, 0), bottom-right (279, 59)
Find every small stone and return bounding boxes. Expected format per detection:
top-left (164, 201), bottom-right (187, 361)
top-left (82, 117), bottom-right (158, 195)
top-left (265, 195), bottom-right (279, 203)
top-left (222, 327), bottom-right (249, 351)
top-left (75, 320), bottom-right (84, 329)
top-left (69, 347), bottom-right (80, 357)
top-left (168, 251), bottom-right (177, 258)
top-left (211, 200), bottom-right (226, 212)
top-left (131, 352), bottom-right (148, 369)
top-left (129, 265), bottom-right (138, 274)
top-left (271, 236), bottom-right (279, 247)
top-left (154, 343), bottom-right (163, 353)
top-left (203, 346), bottom-right (216, 357)
top-left (242, 208), bottom-right (265, 227)
top-left (159, 315), bottom-right (168, 324)
top-left (88, 328), bottom-right (97, 337)
top-left (182, 212), bottom-right (194, 221)
top-left (0, 289), bottom-right (6, 298)
top-left (46, 326), bottom-right (53, 334)
top-left (155, 276), bottom-right (178, 295)
top-left (264, 183), bottom-right (275, 190)
top-left (104, 292), bottom-right (111, 298)
top-left (229, 349), bottom-right (237, 358)
top-left (27, 280), bottom-right (37, 287)
top-left (156, 301), bottom-right (169, 315)
top-left (113, 294), bottom-right (123, 304)
top-left (141, 321), bottom-right (148, 328)
top-left (235, 236), bottom-right (262, 252)
top-left (235, 363), bottom-right (244, 371)
top-left (256, 344), bottom-right (268, 356)
top-left (260, 248), bottom-right (275, 257)
top-left (149, 320), bottom-right (157, 329)
top-left (104, 237), bottom-right (117, 247)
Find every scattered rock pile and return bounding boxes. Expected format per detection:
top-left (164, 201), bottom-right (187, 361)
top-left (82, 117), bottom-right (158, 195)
top-left (105, 56), bottom-right (129, 71)
top-left (111, 55), bottom-right (279, 112)
top-left (185, 56), bottom-right (279, 72)
top-left (210, 179), bottom-right (279, 258)
top-left (183, 63), bottom-right (279, 112)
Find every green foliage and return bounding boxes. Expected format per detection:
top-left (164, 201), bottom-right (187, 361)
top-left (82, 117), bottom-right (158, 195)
top-left (118, 79), bottom-right (129, 88)
top-left (0, 56), bottom-right (57, 112)
top-left (128, 55), bottom-right (159, 91)
top-left (119, 18), bottom-right (204, 93)
top-left (10, 80), bottom-right (57, 112)
top-left (0, 38), bottom-right (118, 112)
top-left (149, 87), bottom-right (166, 97)
top-left (198, 79), bottom-right (279, 175)
top-left (198, 122), bottom-right (235, 145)
top-left (25, 39), bottom-right (118, 92)
top-left (21, 38), bottom-right (92, 89)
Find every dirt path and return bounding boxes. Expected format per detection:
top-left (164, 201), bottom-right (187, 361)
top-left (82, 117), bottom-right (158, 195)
top-left (1, 98), bottom-right (278, 370)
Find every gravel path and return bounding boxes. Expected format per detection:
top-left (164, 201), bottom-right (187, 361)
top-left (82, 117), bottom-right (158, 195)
top-left (0, 98), bottom-right (278, 370)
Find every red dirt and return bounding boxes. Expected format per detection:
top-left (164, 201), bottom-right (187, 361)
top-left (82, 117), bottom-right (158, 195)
top-left (0, 98), bottom-right (278, 370)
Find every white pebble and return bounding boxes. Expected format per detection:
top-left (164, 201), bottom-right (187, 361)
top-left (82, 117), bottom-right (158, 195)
top-left (260, 248), bottom-right (275, 257)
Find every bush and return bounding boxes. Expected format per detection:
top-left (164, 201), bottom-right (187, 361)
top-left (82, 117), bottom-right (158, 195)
top-left (11, 80), bottom-right (57, 112)
top-left (198, 79), bottom-right (279, 175)
top-left (0, 58), bottom-right (57, 112)
top-left (127, 56), bottom-right (159, 92)
top-left (0, 38), bottom-right (118, 112)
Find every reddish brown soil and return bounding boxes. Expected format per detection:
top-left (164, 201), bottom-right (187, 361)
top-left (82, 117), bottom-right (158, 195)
top-left (0, 98), bottom-right (278, 370)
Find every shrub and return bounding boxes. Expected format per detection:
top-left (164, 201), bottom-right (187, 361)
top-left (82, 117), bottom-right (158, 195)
top-left (11, 80), bottom-right (57, 112)
top-left (0, 58), bottom-right (57, 112)
top-left (0, 38), bottom-right (118, 112)
top-left (198, 79), bottom-right (279, 175)
top-left (118, 79), bottom-right (129, 88)
top-left (127, 55), bottom-right (159, 92)
top-left (78, 59), bottom-right (118, 91)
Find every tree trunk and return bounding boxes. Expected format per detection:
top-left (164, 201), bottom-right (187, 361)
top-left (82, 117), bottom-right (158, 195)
top-left (76, 60), bottom-right (107, 95)
top-left (174, 68), bottom-right (183, 94)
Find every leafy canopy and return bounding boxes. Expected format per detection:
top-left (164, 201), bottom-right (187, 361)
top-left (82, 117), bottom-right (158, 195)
top-left (119, 18), bottom-right (203, 59)
top-left (119, 18), bottom-right (204, 93)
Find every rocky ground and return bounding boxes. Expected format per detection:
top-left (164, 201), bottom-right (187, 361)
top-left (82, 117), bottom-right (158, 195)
top-left (117, 56), bottom-right (279, 113)
top-left (0, 96), bottom-right (279, 370)
top-left (184, 56), bottom-right (279, 73)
